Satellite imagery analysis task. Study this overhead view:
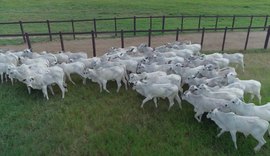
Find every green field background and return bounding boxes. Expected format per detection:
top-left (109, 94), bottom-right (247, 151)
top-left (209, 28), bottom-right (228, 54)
top-left (0, 0), bottom-right (269, 35)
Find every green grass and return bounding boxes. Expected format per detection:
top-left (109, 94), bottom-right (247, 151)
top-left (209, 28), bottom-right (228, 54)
top-left (1, 50), bottom-right (270, 155)
top-left (0, 0), bottom-right (270, 45)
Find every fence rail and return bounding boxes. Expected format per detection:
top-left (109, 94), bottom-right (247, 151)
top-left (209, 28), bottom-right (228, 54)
top-left (0, 15), bottom-right (269, 57)
top-left (0, 15), bottom-right (269, 42)
top-left (1, 26), bottom-right (268, 57)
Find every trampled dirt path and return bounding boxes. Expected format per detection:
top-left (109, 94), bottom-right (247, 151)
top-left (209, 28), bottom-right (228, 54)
top-left (0, 31), bottom-right (268, 57)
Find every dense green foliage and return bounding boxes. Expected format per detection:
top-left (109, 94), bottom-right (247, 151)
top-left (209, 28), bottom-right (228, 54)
top-left (1, 50), bottom-right (270, 155)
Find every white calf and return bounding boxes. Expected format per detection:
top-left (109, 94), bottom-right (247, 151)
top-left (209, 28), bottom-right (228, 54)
top-left (207, 108), bottom-right (269, 152)
top-left (25, 66), bottom-right (66, 100)
top-left (132, 81), bottom-right (181, 110)
top-left (58, 62), bottom-right (86, 85)
top-left (226, 72), bottom-right (261, 103)
top-left (182, 90), bottom-right (228, 122)
top-left (83, 66), bottom-right (127, 93)
top-left (222, 98), bottom-right (270, 121)
top-left (223, 53), bottom-right (244, 72)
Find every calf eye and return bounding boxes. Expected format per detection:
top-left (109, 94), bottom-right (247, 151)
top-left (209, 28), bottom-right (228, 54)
top-left (23, 79), bottom-right (26, 82)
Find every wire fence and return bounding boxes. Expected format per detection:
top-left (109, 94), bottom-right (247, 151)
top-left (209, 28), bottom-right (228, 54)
top-left (0, 15), bottom-right (270, 56)
top-left (0, 15), bottom-right (269, 42)
top-left (14, 26), bottom-right (270, 57)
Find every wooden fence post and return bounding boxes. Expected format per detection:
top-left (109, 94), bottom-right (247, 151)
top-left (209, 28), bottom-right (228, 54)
top-left (133, 16), bottom-right (136, 36)
top-left (264, 15), bottom-right (268, 31)
top-left (244, 26), bottom-right (251, 50)
top-left (264, 26), bottom-right (270, 49)
top-left (71, 20), bottom-right (75, 40)
top-left (162, 16), bottom-right (165, 33)
top-left (93, 18), bottom-right (97, 37)
top-left (222, 27), bottom-right (228, 51)
top-left (59, 31), bottom-right (65, 51)
top-left (121, 30), bottom-right (124, 48)
top-left (249, 15), bottom-right (254, 27)
top-left (198, 15), bottom-right (201, 32)
top-left (215, 15), bottom-right (219, 31)
top-left (19, 21), bottom-right (26, 43)
top-left (46, 20), bottom-right (52, 41)
top-left (114, 17), bottom-right (117, 36)
top-left (91, 31), bottom-right (96, 57)
top-left (149, 16), bottom-right (152, 29)
top-left (201, 27), bottom-right (205, 50)
top-left (148, 29), bottom-right (152, 47)
top-left (176, 28), bottom-right (180, 41)
top-left (231, 15), bottom-right (236, 31)
top-left (25, 33), bottom-right (32, 50)
top-left (181, 15), bottom-right (184, 32)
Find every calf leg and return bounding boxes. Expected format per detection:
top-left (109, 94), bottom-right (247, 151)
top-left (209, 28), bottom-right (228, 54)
top-left (256, 93), bottom-right (262, 104)
top-left (10, 78), bottom-right (14, 85)
top-left (122, 75), bottom-right (128, 90)
top-left (27, 86), bottom-right (31, 94)
top-left (57, 82), bottom-right (65, 99)
top-left (174, 94), bottom-right (182, 109)
top-left (82, 77), bottom-right (86, 85)
top-left (102, 81), bottom-right (110, 93)
top-left (63, 82), bottom-right (68, 92)
top-left (98, 82), bottom-right (103, 92)
top-left (194, 111), bottom-right (203, 122)
top-left (67, 73), bottom-right (76, 85)
top-left (179, 87), bottom-right (184, 94)
top-left (116, 78), bottom-right (122, 93)
top-left (0, 73), bottom-right (3, 83)
top-left (153, 98), bottom-right (158, 108)
top-left (249, 94), bottom-right (255, 102)
top-left (5, 74), bottom-right (8, 82)
top-left (230, 131), bottom-right (238, 150)
top-left (48, 85), bottom-right (55, 96)
top-left (253, 136), bottom-right (266, 152)
top-left (217, 129), bottom-right (226, 138)
top-left (42, 86), bottom-right (49, 100)
top-left (241, 61), bottom-right (245, 72)
top-left (141, 96), bottom-right (152, 108)
top-left (168, 96), bottom-right (175, 111)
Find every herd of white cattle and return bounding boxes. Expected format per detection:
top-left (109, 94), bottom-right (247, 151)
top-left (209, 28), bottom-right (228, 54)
top-left (0, 41), bottom-right (269, 152)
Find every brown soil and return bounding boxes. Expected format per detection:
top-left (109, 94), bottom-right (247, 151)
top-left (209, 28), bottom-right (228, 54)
top-left (0, 31), bottom-right (268, 57)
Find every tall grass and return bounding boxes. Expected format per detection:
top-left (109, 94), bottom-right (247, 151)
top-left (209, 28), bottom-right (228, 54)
top-left (0, 50), bottom-right (270, 155)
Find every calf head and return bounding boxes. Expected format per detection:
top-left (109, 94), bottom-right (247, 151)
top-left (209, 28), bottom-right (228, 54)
top-left (206, 108), bottom-right (218, 119)
top-left (221, 98), bottom-right (241, 112)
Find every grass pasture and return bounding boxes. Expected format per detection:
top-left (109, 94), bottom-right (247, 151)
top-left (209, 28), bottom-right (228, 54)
top-left (1, 0), bottom-right (270, 155)
top-left (1, 50), bottom-right (270, 155)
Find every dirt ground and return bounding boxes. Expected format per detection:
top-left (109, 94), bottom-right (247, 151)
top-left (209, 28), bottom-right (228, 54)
top-left (0, 31), bottom-right (268, 57)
